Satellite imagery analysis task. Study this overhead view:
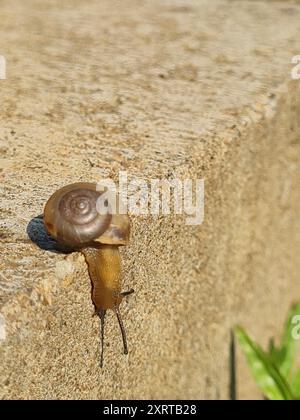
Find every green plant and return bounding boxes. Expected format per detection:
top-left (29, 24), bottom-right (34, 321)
top-left (235, 302), bottom-right (300, 400)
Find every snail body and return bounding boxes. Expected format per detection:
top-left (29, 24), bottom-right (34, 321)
top-left (44, 182), bottom-right (133, 361)
top-left (84, 245), bottom-right (122, 310)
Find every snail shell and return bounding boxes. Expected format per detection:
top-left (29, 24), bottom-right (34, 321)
top-left (44, 182), bottom-right (130, 248)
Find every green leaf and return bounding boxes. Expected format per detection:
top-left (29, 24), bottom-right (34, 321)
top-left (268, 338), bottom-right (285, 368)
top-left (290, 369), bottom-right (300, 399)
top-left (235, 326), bottom-right (295, 400)
top-left (278, 303), bottom-right (300, 378)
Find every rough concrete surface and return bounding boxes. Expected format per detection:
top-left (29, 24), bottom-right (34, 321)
top-left (0, 0), bottom-right (300, 400)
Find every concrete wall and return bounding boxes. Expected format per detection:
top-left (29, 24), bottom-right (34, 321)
top-left (1, 0), bottom-right (300, 399)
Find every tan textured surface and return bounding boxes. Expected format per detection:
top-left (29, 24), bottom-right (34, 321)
top-left (0, 0), bottom-right (300, 400)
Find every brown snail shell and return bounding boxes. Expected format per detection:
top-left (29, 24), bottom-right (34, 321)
top-left (44, 182), bottom-right (130, 248)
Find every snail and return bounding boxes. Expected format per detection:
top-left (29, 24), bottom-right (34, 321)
top-left (43, 182), bottom-right (133, 365)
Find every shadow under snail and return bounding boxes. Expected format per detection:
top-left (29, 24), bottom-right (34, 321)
top-left (43, 182), bottom-right (134, 365)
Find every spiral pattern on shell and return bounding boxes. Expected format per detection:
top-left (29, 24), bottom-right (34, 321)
top-left (44, 183), bottom-right (112, 248)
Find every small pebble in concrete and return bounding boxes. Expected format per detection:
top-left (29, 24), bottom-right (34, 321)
top-left (0, 314), bottom-right (6, 341)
